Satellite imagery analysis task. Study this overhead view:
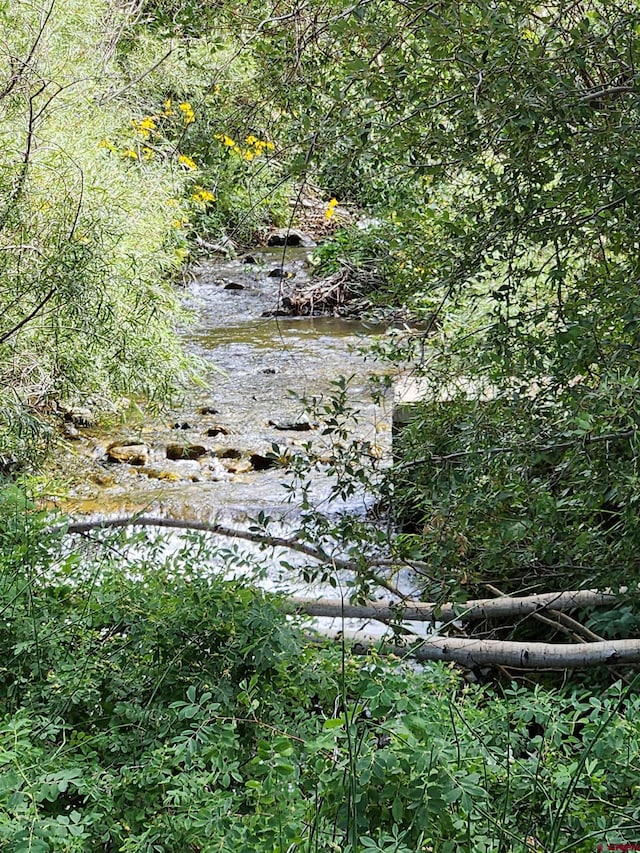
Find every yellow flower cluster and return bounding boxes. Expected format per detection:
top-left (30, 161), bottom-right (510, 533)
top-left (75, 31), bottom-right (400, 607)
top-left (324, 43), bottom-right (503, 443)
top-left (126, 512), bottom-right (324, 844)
top-left (132, 116), bottom-right (156, 139)
top-left (178, 153), bottom-right (198, 171)
top-left (325, 198), bottom-right (339, 220)
top-left (214, 132), bottom-right (275, 161)
top-left (191, 186), bottom-right (216, 206)
top-left (244, 134), bottom-right (275, 160)
top-left (179, 102), bottom-right (195, 124)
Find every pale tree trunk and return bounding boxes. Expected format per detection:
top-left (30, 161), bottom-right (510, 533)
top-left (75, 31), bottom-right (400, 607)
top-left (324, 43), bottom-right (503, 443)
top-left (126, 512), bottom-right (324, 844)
top-left (316, 630), bottom-right (640, 668)
top-left (285, 590), bottom-right (620, 622)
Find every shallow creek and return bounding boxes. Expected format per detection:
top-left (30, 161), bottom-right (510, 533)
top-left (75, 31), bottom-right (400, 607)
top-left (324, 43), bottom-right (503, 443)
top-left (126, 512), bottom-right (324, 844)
top-left (52, 247), bottom-right (424, 636)
top-left (56, 247), bottom-right (392, 520)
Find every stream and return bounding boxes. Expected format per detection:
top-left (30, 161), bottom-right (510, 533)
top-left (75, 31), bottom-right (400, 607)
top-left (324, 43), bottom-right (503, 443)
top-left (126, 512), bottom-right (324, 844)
top-left (56, 246), bottom-right (393, 521)
top-left (52, 245), bottom-right (425, 637)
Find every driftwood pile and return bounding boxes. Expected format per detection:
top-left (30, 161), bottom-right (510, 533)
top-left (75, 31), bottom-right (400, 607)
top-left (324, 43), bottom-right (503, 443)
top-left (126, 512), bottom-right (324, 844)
top-left (279, 262), bottom-right (384, 317)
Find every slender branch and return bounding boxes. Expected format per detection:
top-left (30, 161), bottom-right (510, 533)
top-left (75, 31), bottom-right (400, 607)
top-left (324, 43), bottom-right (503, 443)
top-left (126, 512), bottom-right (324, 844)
top-left (55, 515), bottom-right (405, 598)
top-left (0, 288), bottom-right (56, 345)
top-left (0, 0), bottom-right (55, 102)
top-left (99, 46), bottom-right (174, 104)
top-left (395, 428), bottom-right (637, 470)
top-left (578, 85), bottom-right (635, 103)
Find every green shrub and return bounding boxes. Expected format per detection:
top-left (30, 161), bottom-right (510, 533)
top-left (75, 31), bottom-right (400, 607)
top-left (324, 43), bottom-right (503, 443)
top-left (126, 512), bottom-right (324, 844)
top-left (0, 498), bottom-right (638, 851)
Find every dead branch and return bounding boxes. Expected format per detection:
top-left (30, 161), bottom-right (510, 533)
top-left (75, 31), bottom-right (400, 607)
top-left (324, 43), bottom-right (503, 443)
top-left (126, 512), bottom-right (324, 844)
top-left (56, 515), bottom-right (405, 598)
top-left (313, 629), bottom-right (640, 669)
top-left (286, 589), bottom-right (620, 622)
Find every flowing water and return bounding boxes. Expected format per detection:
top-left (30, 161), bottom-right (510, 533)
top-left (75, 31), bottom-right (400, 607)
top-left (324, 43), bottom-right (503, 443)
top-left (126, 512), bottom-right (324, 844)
top-left (48, 247), bottom-right (434, 638)
top-left (54, 246), bottom-right (393, 523)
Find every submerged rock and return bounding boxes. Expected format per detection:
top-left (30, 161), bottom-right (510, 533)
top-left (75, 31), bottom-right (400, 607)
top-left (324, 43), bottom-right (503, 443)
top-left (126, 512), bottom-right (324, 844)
top-left (221, 458), bottom-right (252, 475)
top-left (266, 228), bottom-right (315, 248)
top-left (166, 443), bottom-right (207, 461)
top-left (268, 418), bottom-right (315, 432)
top-left (205, 425), bottom-right (230, 437)
top-left (198, 405), bottom-right (220, 415)
top-left (249, 452), bottom-right (278, 471)
top-left (62, 422), bottom-right (81, 440)
top-left (214, 447), bottom-right (241, 459)
top-left (107, 442), bottom-right (149, 466)
top-left (140, 467), bottom-right (182, 482)
top-left (171, 460), bottom-right (204, 481)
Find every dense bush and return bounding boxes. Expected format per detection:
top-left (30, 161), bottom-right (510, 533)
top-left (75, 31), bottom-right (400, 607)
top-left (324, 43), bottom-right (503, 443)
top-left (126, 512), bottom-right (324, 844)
top-left (0, 499), bottom-right (638, 852)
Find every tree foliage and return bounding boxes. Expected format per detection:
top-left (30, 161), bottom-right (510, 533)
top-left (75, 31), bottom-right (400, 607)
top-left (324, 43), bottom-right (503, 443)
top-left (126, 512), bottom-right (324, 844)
top-left (247, 0), bottom-right (640, 600)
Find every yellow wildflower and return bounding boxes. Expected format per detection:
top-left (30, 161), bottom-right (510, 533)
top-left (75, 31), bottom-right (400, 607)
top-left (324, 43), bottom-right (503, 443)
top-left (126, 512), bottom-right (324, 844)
top-left (177, 154), bottom-right (197, 170)
top-left (142, 147), bottom-right (154, 161)
top-left (179, 102), bottom-right (195, 124)
top-left (215, 133), bottom-right (236, 148)
top-left (163, 99), bottom-right (174, 115)
top-left (245, 134), bottom-right (258, 145)
top-left (324, 198), bottom-right (338, 220)
top-left (123, 149), bottom-right (138, 160)
top-left (191, 186), bottom-right (216, 205)
top-left (131, 116), bottom-right (156, 139)
top-left (98, 139), bottom-right (117, 152)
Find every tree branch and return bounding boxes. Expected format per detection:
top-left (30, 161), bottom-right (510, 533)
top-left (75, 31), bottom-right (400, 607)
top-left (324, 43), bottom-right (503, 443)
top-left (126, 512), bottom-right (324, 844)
top-left (56, 515), bottom-right (405, 598)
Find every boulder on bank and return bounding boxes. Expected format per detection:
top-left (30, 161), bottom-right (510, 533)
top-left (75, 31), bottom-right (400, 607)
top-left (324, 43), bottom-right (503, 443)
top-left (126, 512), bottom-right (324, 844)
top-left (61, 405), bottom-right (96, 427)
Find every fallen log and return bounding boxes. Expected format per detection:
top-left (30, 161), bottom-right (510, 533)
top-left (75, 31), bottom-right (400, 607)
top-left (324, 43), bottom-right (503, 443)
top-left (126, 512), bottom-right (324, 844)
top-left (55, 515), bottom-right (639, 668)
top-left (286, 589), bottom-right (620, 622)
top-left (314, 629), bottom-right (640, 669)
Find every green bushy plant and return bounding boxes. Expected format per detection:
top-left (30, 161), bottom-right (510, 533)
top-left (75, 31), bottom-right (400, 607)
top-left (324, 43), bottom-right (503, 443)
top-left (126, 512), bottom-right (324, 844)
top-left (0, 491), bottom-right (639, 851)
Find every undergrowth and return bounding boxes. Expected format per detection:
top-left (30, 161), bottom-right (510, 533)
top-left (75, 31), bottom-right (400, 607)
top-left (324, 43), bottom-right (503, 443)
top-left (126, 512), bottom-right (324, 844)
top-left (0, 489), bottom-right (639, 852)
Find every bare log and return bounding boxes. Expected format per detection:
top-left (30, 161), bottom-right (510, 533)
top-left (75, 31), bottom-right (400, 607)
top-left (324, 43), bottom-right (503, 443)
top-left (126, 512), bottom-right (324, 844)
top-left (314, 630), bottom-right (640, 669)
top-left (286, 589), bottom-right (620, 622)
